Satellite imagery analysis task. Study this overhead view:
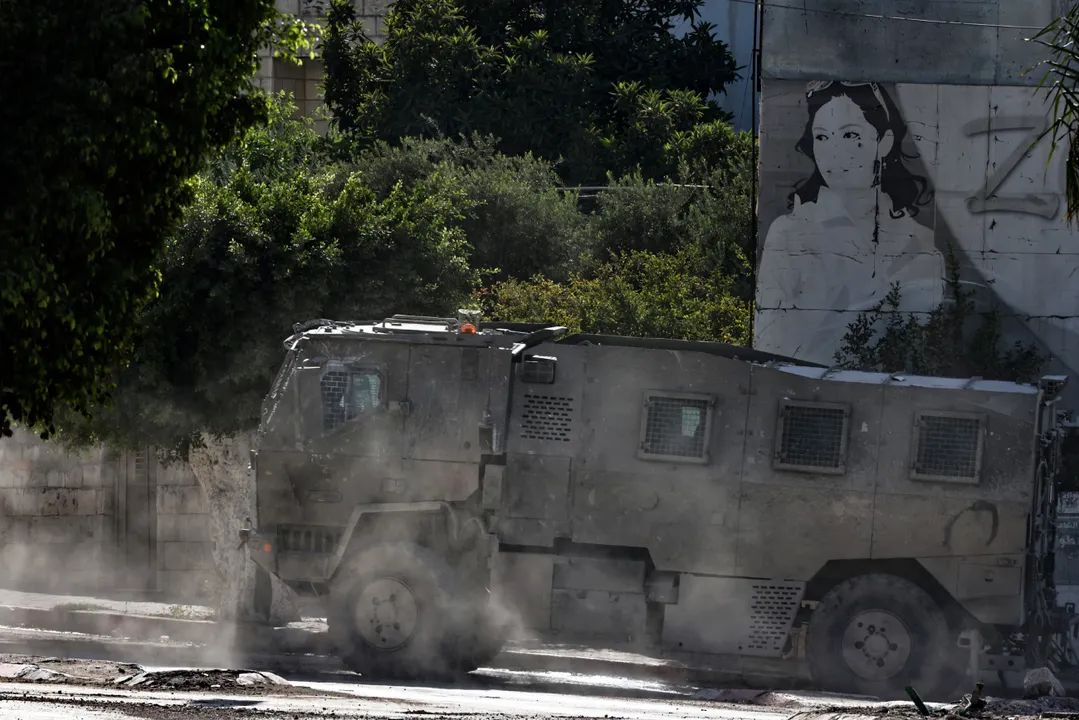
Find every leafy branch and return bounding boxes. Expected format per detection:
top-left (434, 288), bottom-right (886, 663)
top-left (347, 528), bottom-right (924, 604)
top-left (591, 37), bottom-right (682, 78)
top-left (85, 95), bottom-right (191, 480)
top-left (835, 251), bottom-right (1048, 383)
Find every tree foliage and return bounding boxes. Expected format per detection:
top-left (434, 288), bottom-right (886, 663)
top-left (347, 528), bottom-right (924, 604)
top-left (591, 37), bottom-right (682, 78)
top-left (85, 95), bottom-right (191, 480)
top-left (346, 135), bottom-right (593, 282)
top-left (57, 98), bottom-right (477, 459)
top-left (321, 0), bottom-right (740, 185)
top-left (588, 136), bottom-right (755, 297)
top-left (479, 246), bottom-right (752, 345)
top-left (835, 256), bottom-right (1048, 383)
top-left (0, 0), bottom-right (315, 439)
top-left (55, 92), bottom-right (756, 456)
top-left (1033, 7), bottom-right (1079, 223)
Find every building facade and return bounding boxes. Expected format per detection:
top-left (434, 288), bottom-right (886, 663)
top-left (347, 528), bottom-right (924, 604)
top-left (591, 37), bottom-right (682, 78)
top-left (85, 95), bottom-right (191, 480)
top-left (753, 0), bottom-right (1079, 396)
top-left (691, 0), bottom-right (759, 132)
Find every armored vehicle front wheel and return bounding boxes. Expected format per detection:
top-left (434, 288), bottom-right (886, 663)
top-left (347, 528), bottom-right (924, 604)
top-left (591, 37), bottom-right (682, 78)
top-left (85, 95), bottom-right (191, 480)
top-left (328, 543), bottom-right (469, 679)
top-left (806, 574), bottom-right (957, 700)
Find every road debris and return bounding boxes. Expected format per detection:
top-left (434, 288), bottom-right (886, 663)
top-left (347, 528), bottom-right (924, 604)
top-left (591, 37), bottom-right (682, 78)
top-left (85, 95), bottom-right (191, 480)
top-left (0, 663), bottom-right (70, 682)
top-left (1024, 667), bottom-right (1065, 699)
top-left (117, 668), bottom-right (291, 690)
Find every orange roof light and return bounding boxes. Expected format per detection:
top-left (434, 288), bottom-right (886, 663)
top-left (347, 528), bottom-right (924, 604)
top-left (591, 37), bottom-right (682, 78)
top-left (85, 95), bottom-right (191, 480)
top-left (460, 323), bottom-right (477, 334)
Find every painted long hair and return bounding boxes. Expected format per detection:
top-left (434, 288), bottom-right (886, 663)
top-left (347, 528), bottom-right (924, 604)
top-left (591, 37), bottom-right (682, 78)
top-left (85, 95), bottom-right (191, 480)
top-left (787, 81), bottom-right (933, 219)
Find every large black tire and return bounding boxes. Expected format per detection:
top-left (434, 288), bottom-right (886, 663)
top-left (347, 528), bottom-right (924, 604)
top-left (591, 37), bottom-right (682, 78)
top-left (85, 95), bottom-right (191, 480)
top-left (806, 574), bottom-right (960, 700)
top-left (328, 543), bottom-right (468, 680)
top-left (451, 591), bottom-right (513, 670)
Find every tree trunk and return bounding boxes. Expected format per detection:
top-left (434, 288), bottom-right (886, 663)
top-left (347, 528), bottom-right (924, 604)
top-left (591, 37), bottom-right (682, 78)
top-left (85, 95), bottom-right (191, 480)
top-left (187, 431), bottom-right (299, 628)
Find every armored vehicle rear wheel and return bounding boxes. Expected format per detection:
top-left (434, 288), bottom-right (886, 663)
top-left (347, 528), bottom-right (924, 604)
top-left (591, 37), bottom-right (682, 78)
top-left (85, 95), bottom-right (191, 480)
top-left (451, 594), bottom-right (512, 669)
top-left (806, 574), bottom-right (957, 700)
top-left (328, 543), bottom-right (468, 680)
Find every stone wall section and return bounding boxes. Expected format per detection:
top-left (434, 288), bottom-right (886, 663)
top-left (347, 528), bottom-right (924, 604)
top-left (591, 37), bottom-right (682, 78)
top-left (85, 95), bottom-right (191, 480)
top-left (0, 429), bottom-right (218, 602)
top-left (0, 428), bottom-right (117, 594)
top-left (155, 461), bottom-right (217, 602)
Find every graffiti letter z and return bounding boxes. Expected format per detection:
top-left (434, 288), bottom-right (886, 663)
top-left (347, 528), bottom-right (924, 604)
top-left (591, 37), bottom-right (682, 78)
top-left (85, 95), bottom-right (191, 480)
top-left (962, 115), bottom-right (1061, 219)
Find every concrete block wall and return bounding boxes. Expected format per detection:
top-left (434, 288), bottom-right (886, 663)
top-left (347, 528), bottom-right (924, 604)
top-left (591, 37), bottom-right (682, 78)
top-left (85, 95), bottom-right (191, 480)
top-left (155, 462), bottom-right (217, 603)
top-left (0, 428), bottom-right (119, 594)
top-left (0, 429), bottom-right (218, 603)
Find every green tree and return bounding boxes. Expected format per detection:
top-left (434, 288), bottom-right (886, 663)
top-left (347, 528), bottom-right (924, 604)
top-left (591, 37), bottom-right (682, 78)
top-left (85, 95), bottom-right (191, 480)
top-left (348, 135), bottom-right (593, 282)
top-left (321, 0), bottom-right (739, 185)
top-left (479, 246), bottom-right (752, 345)
top-left (835, 257), bottom-right (1047, 383)
top-left (588, 128), bottom-right (755, 298)
top-left (0, 0), bottom-right (315, 439)
top-left (60, 97), bottom-right (477, 460)
top-left (1035, 7), bottom-right (1079, 222)
top-left (55, 97), bottom-right (478, 625)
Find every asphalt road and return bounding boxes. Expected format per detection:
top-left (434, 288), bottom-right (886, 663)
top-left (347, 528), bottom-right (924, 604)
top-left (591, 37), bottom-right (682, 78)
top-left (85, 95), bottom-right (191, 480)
top-left (0, 621), bottom-right (807, 720)
top-left (0, 671), bottom-right (803, 720)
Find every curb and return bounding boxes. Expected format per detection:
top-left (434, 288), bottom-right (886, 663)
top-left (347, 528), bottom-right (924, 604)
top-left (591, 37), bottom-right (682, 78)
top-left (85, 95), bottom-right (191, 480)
top-left (0, 605), bottom-right (218, 644)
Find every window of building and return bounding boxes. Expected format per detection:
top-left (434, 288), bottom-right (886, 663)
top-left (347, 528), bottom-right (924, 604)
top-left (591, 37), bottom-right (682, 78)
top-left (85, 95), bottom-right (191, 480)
top-left (320, 369), bottom-right (383, 432)
top-left (637, 392), bottom-right (714, 464)
top-left (911, 411), bottom-right (985, 484)
top-left (773, 400), bottom-right (851, 475)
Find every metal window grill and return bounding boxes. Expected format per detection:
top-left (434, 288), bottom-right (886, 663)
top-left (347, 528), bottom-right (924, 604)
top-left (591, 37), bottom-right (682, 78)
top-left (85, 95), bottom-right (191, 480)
top-left (277, 525), bottom-right (343, 554)
top-left (641, 396), bottom-right (710, 459)
top-left (521, 355), bottom-right (557, 384)
top-left (914, 414), bottom-right (982, 480)
top-left (320, 370), bottom-right (381, 431)
top-left (776, 403), bottom-right (848, 471)
top-left (320, 370), bottom-right (349, 431)
top-left (520, 394), bottom-right (574, 442)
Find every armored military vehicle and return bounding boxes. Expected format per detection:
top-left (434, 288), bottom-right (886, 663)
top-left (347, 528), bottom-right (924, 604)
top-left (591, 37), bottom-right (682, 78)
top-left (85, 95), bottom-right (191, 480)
top-left (243, 312), bottom-right (1070, 698)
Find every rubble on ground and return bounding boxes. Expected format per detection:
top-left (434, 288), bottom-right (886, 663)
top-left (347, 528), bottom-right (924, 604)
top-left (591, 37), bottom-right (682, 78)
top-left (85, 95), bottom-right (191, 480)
top-left (0, 655), bottom-right (143, 685)
top-left (116, 668), bottom-right (291, 690)
top-left (1023, 667), bottom-right (1065, 699)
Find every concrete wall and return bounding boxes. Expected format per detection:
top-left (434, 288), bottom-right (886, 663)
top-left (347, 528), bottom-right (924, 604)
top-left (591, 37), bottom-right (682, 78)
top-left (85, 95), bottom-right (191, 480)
top-left (156, 462), bottom-right (217, 602)
top-left (754, 0), bottom-right (1079, 400)
top-left (0, 429), bottom-right (118, 594)
top-left (0, 430), bottom-right (216, 602)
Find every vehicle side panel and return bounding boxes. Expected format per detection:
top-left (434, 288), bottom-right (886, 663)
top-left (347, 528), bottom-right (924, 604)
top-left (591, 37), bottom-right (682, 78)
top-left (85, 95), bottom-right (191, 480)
top-left (571, 344), bottom-right (751, 575)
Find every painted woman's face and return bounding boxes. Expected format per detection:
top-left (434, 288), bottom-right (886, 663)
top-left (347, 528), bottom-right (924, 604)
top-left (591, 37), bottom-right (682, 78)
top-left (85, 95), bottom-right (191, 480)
top-left (811, 96), bottom-right (893, 191)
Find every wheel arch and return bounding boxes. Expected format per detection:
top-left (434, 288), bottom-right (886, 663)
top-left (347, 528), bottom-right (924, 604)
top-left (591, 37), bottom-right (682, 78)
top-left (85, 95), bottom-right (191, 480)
top-left (805, 558), bottom-right (976, 631)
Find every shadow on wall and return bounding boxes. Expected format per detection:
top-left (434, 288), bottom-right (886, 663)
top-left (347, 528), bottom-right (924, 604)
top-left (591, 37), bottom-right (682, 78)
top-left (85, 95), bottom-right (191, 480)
top-left (754, 79), bottom-right (1075, 389)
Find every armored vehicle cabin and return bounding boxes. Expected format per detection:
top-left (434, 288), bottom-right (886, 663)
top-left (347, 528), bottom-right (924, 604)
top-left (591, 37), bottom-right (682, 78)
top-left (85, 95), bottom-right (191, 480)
top-left (245, 314), bottom-right (1067, 698)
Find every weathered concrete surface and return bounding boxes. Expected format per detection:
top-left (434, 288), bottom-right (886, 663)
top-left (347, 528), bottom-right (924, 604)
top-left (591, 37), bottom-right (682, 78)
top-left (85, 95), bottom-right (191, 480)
top-left (761, 0), bottom-right (1057, 85)
top-left (0, 429), bottom-right (120, 595)
top-left (753, 0), bottom-right (1079, 420)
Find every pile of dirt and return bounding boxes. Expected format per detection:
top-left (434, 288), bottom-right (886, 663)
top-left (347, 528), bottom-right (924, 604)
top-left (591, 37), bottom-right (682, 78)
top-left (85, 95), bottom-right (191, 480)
top-left (0, 653), bottom-right (142, 685)
top-left (980, 696), bottom-right (1079, 716)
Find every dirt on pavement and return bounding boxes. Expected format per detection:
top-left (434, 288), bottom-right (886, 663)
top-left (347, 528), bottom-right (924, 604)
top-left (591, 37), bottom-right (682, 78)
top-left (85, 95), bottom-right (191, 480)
top-left (0, 652), bottom-right (351, 698)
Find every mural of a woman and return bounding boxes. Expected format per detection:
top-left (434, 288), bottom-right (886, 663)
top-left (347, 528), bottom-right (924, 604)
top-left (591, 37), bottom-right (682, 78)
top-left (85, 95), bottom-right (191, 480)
top-left (756, 81), bottom-right (945, 364)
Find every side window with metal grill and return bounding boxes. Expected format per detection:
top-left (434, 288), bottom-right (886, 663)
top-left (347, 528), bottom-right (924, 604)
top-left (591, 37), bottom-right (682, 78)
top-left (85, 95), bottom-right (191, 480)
top-left (773, 400), bottom-right (850, 475)
top-left (320, 369), bottom-right (382, 432)
top-left (637, 392), bottom-right (714, 464)
top-left (911, 411), bottom-right (985, 484)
